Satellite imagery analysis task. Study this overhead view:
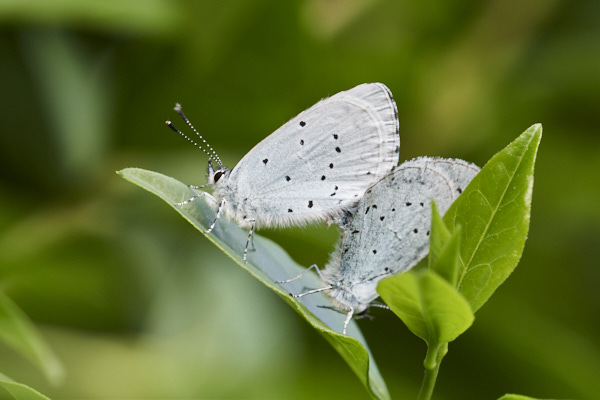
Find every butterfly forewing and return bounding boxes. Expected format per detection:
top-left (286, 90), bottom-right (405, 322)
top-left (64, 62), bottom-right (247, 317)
top-left (230, 83), bottom-right (400, 227)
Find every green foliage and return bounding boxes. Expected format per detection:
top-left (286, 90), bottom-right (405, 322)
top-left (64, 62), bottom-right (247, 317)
top-left (380, 124), bottom-right (541, 340)
top-left (498, 395), bottom-right (574, 400)
top-left (0, 0), bottom-right (597, 398)
top-left (118, 168), bottom-right (389, 400)
top-left (120, 124), bottom-right (541, 400)
top-left (0, 0), bottom-right (179, 35)
top-left (428, 201), bottom-right (462, 286)
top-left (0, 293), bottom-right (59, 399)
top-left (378, 269), bottom-right (473, 358)
top-left (0, 373), bottom-right (50, 400)
top-left (378, 200), bottom-right (472, 400)
top-left (377, 125), bottom-right (541, 400)
top-left (445, 124), bottom-right (542, 312)
top-left (0, 291), bottom-right (63, 384)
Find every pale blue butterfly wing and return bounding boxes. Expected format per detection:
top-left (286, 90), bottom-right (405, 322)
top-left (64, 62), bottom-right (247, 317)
top-left (213, 83), bottom-right (400, 230)
top-left (320, 157), bottom-right (480, 317)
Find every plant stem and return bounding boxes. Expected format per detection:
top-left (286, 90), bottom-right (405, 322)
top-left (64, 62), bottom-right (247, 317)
top-left (417, 344), bottom-right (445, 400)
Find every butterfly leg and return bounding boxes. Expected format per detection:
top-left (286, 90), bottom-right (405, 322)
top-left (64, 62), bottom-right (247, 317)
top-left (242, 217), bottom-right (257, 251)
top-left (188, 183), bottom-right (210, 189)
top-left (176, 184), bottom-right (216, 206)
top-left (243, 220), bottom-right (256, 263)
top-left (249, 227), bottom-right (256, 251)
top-left (205, 198), bottom-right (226, 234)
top-left (368, 302), bottom-right (390, 311)
top-left (176, 192), bottom-right (206, 206)
top-left (275, 264), bottom-right (324, 284)
top-left (289, 285), bottom-right (333, 299)
top-left (342, 307), bottom-right (355, 335)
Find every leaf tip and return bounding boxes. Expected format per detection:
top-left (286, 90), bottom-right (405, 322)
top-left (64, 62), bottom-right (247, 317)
top-left (528, 123), bottom-right (543, 137)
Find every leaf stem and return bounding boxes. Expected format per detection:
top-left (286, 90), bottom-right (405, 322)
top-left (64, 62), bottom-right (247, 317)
top-left (417, 343), bottom-right (446, 400)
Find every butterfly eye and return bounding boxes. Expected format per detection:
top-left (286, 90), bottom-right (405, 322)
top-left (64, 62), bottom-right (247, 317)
top-left (214, 171), bottom-right (223, 182)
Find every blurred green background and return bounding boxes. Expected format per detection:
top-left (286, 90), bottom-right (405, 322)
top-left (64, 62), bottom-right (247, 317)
top-left (0, 0), bottom-right (599, 399)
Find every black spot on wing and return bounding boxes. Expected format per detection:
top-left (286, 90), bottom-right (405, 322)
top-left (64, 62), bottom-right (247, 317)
top-left (308, 200), bottom-right (313, 208)
top-left (299, 121), bottom-right (306, 127)
top-left (286, 176), bottom-right (291, 181)
top-left (335, 146), bottom-right (341, 153)
top-left (263, 159), bottom-right (268, 165)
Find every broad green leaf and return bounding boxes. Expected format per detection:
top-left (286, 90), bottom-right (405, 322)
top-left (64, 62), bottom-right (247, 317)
top-left (498, 395), bottom-right (574, 400)
top-left (443, 124), bottom-right (542, 312)
top-left (0, 373), bottom-right (51, 400)
top-left (428, 201), bottom-right (451, 268)
top-left (428, 201), bottom-right (462, 286)
top-left (0, 291), bottom-right (64, 385)
top-left (377, 269), bottom-right (474, 347)
top-left (118, 168), bottom-right (389, 400)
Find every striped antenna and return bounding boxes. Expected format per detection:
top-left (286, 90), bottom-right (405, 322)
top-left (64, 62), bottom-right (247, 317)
top-left (165, 120), bottom-right (219, 165)
top-left (172, 103), bottom-right (224, 168)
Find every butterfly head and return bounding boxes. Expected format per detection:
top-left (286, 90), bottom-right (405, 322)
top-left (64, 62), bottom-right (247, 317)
top-left (207, 159), bottom-right (230, 186)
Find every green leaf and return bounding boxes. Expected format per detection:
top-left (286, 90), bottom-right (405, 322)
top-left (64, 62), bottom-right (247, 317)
top-left (443, 124), bottom-right (542, 312)
top-left (428, 201), bottom-right (462, 286)
top-left (377, 269), bottom-right (474, 348)
top-left (0, 291), bottom-right (64, 385)
top-left (428, 201), bottom-right (451, 267)
top-left (497, 394), bottom-right (575, 400)
top-left (117, 168), bottom-right (389, 400)
top-left (0, 373), bottom-right (51, 400)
